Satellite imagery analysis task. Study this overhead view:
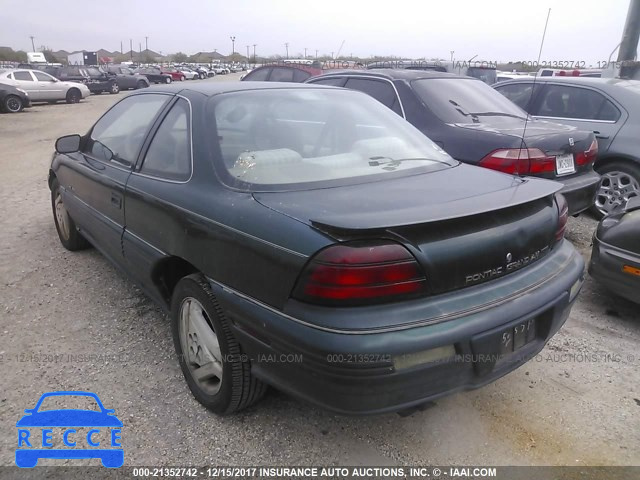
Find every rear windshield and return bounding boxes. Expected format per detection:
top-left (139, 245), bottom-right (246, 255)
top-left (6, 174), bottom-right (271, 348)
top-left (412, 78), bottom-right (528, 123)
top-left (209, 88), bottom-right (455, 191)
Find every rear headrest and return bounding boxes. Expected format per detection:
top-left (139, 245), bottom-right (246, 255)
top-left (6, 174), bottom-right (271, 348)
top-left (234, 148), bottom-right (302, 167)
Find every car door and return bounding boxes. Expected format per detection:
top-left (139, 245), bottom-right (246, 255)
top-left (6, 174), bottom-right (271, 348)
top-left (530, 83), bottom-right (624, 153)
top-left (32, 70), bottom-right (64, 100)
top-left (123, 97), bottom-right (192, 298)
top-left (9, 70), bottom-right (40, 99)
top-left (58, 93), bottom-right (172, 265)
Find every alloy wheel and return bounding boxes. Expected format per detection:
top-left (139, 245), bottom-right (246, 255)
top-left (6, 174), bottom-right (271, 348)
top-left (179, 297), bottom-right (223, 395)
top-left (595, 171), bottom-right (640, 215)
top-left (5, 96), bottom-right (22, 112)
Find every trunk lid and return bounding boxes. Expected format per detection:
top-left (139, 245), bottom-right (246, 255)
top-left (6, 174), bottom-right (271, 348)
top-left (254, 163), bottom-right (563, 293)
top-left (454, 116), bottom-right (596, 179)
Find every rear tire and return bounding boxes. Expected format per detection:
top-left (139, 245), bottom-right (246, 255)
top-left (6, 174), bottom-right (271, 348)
top-left (171, 274), bottom-right (267, 415)
top-left (180, 75), bottom-right (185, 82)
top-left (3, 94), bottom-right (23, 113)
top-left (165, 77), bottom-right (172, 84)
top-left (136, 80), bottom-right (147, 89)
top-left (592, 161), bottom-right (640, 218)
top-left (65, 88), bottom-right (81, 104)
top-left (51, 178), bottom-right (91, 250)
top-left (110, 82), bottom-right (120, 94)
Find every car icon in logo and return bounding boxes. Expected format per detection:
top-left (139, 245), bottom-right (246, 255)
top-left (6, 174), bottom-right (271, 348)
top-left (15, 391), bottom-right (123, 468)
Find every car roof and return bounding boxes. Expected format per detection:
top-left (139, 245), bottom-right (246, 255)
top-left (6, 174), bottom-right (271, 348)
top-left (145, 82), bottom-right (341, 96)
top-left (495, 76), bottom-right (639, 87)
top-left (310, 68), bottom-right (466, 81)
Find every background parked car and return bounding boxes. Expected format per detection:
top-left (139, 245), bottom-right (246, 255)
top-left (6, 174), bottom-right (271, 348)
top-left (494, 77), bottom-right (640, 217)
top-left (176, 67), bottom-right (199, 80)
top-left (107, 65), bottom-right (150, 90)
top-left (0, 82), bottom-right (30, 113)
top-left (133, 67), bottom-right (172, 84)
top-left (41, 65), bottom-right (117, 95)
top-left (160, 67), bottom-right (186, 81)
top-left (589, 196), bottom-right (640, 304)
top-left (307, 69), bottom-right (600, 215)
top-left (83, 66), bottom-right (120, 94)
top-left (242, 64), bottom-right (321, 82)
top-left (0, 69), bottom-right (90, 104)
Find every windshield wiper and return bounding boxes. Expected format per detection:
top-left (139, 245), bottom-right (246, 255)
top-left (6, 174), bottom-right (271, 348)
top-left (470, 112), bottom-right (528, 120)
top-left (448, 100), bottom-right (479, 123)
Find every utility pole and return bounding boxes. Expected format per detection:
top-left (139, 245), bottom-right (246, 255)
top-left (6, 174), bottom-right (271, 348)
top-left (29, 36), bottom-right (35, 51)
top-left (304, 47), bottom-right (307, 58)
top-left (450, 50), bottom-right (455, 62)
top-left (315, 49), bottom-right (318, 59)
top-left (145, 36), bottom-right (148, 51)
top-left (130, 39), bottom-right (133, 61)
top-left (246, 45), bottom-right (250, 60)
top-left (331, 51), bottom-right (334, 59)
top-left (230, 36), bottom-right (236, 54)
top-left (120, 41), bottom-right (123, 54)
top-left (618, 0), bottom-right (640, 61)
top-left (284, 42), bottom-right (289, 59)
top-left (253, 44), bottom-right (257, 63)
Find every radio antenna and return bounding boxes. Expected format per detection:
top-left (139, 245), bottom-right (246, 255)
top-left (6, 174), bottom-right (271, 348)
top-left (519, 8), bottom-right (552, 174)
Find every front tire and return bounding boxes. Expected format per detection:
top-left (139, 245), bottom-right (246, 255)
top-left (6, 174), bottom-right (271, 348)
top-left (592, 161), bottom-right (640, 218)
top-left (180, 75), bottom-right (185, 82)
top-left (136, 80), bottom-right (147, 89)
top-left (65, 88), bottom-right (81, 104)
top-left (51, 178), bottom-right (90, 250)
top-left (165, 76), bottom-right (172, 84)
top-left (3, 94), bottom-right (23, 113)
top-left (110, 82), bottom-right (120, 94)
top-left (171, 274), bottom-right (267, 415)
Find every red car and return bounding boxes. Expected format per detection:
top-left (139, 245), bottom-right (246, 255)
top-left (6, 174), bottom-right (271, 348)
top-left (160, 68), bottom-right (186, 82)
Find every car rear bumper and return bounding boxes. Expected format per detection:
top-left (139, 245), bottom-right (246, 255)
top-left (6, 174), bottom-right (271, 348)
top-left (556, 170), bottom-right (600, 215)
top-left (210, 240), bottom-right (584, 415)
top-left (589, 234), bottom-right (640, 304)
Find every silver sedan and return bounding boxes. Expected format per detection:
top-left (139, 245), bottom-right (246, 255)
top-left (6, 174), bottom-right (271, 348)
top-left (0, 69), bottom-right (90, 104)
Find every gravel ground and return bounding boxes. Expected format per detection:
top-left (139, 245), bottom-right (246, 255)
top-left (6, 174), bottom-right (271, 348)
top-left (0, 73), bottom-right (638, 469)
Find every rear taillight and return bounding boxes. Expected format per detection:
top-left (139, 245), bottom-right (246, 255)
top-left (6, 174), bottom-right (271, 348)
top-left (575, 139), bottom-right (598, 166)
top-left (479, 148), bottom-right (555, 175)
top-left (292, 242), bottom-right (427, 306)
top-left (555, 194), bottom-right (569, 242)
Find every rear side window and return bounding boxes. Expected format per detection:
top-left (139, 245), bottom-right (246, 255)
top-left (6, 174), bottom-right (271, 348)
top-left (269, 68), bottom-right (296, 82)
top-left (87, 94), bottom-right (170, 164)
top-left (13, 71), bottom-right (33, 81)
top-left (140, 99), bottom-right (191, 180)
top-left (495, 82), bottom-right (541, 110)
top-left (536, 85), bottom-right (620, 121)
top-left (344, 78), bottom-right (401, 115)
top-left (33, 71), bottom-right (54, 81)
top-left (244, 68), bottom-right (270, 81)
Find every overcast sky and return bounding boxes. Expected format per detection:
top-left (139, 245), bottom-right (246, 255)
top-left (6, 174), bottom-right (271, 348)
top-left (0, 0), bottom-right (634, 64)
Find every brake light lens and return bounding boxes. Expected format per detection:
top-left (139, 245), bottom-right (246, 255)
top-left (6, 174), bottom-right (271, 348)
top-left (555, 194), bottom-right (569, 242)
top-left (292, 242), bottom-right (427, 306)
top-left (575, 139), bottom-right (598, 166)
top-left (479, 148), bottom-right (555, 175)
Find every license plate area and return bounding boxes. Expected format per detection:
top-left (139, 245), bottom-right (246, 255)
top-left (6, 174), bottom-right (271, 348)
top-left (556, 153), bottom-right (575, 176)
top-left (499, 318), bottom-right (536, 355)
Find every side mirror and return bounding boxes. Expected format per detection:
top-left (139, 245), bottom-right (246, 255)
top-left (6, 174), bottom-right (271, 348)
top-left (55, 134), bottom-right (81, 154)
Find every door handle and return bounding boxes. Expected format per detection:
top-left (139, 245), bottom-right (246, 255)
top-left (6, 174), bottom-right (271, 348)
top-left (110, 192), bottom-right (122, 209)
top-left (593, 131), bottom-right (609, 139)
